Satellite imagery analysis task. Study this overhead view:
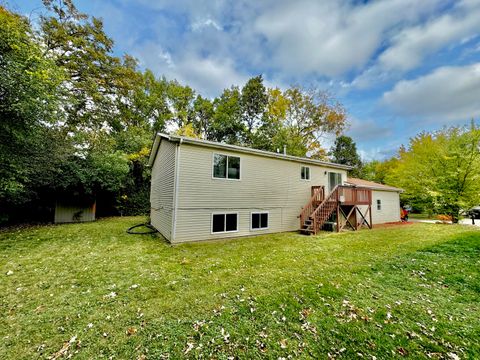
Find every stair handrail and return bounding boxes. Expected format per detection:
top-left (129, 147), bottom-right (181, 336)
top-left (310, 185), bottom-right (340, 218)
top-left (310, 185), bottom-right (341, 234)
top-left (299, 186), bottom-right (325, 228)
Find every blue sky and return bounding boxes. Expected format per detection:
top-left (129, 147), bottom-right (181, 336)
top-left (11, 0), bottom-right (480, 160)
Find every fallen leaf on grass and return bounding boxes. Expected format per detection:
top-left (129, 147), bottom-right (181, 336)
top-left (126, 327), bottom-right (138, 336)
top-left (256, 340), bottom-right (267, 353)
top-left (184, 342), bottom-right (194, 354)
top-left (49, 342), bottom-right (70, 360)
top-left (447, 353), bottom-right (460, 360)
top-left (48, 336), bottom-right (79, 360)
top-left (104, 292), bottom-right (117, 299)
top-left (280, 339), bottom-right (287, 349)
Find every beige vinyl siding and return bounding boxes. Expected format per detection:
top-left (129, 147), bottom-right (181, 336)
top-left (357, 190), bottom-right (401, 225)
top-left (150, 140), bottom-right (176, 240)
top-left (371, 190), bottom-right (401, 224)
top-left (174, 208), bottom-right (283, 242)
top-left (173, 143), bottom-right (347, 243)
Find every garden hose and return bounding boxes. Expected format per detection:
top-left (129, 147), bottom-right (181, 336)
top-left (126, 223), bottom-right (158, 234)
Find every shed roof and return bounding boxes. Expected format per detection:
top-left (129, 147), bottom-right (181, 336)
top-left (148, 133), bottom-right (353, 170)
top-left (345, 178), bottom-right (404, 192)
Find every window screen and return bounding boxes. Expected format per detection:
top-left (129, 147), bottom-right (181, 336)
top-left (213, 154), bottom-right (227, 178)
top-left (212, 213), bottom-right (238, 233)
top-left (213, 154), bottom-right (240, 179)
top-left (301, 166), bottom-right (310, 180)
top-left (212, 214), bottom-right (225, 233)
top-left (227, 156), bottom-right (240, 179)
top-left (251, 212), bottom-right (268, 230)
top-left (226, 213), bottom-right (238, 231)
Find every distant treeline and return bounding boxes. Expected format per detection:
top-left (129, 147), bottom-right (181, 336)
top-left (0, 1), bottom-right (348, 224)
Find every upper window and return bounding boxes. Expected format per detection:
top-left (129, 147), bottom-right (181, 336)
top-left (251, 212), bottom-right (269, 230)
top-left (301, 166), bottom-right (311, 180)
top-left (213, 154), bottom-right (240, 180)
top-left (212, 213), bottom-right (238, 233)
top-left (377, 199), bottom-right (382, 211)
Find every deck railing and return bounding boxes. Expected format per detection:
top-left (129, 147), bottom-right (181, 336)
top-left (338, 186), bottom-right (371, 205)
top-left (300, 185), bottom-right (373, 234)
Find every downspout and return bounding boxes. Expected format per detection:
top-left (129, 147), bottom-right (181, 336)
top-left (171, 138), bottom-right (183, 242)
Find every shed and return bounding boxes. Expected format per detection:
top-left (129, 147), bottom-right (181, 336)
top-left (54, 198), bottom-right (96, 224)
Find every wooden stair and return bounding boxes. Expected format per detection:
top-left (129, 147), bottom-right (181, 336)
top-left (300, 186), bottom-right (340, 235)
top-left (299, 185), bottom-right (373, 235)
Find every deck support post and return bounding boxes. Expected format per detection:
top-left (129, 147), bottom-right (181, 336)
top-left (339, 206), bottom-right (356, 231)
top-left (353, 205), bottom-right (358, 231)
top-left (369, 205), bottom-right (373, 229)
top-left (336, 204), bottom-right (340, 232)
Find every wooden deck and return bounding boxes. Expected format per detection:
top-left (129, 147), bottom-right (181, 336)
top-left (299, 185), bottom-right (373, 235)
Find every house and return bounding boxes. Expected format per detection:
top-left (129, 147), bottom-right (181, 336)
top-left (148, 133), bottom-right (403, 243)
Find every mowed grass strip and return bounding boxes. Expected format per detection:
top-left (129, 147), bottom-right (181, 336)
top-left (1, 217), bottom-right (479, 359)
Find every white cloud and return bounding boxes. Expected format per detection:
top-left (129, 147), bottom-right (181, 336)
top-left (191, 19), bottom-right (222, 32)
top-left (346, 117), bottom-right (393, 142)
top-left (254, 0), bottom-right (440, 77)
top-left (134, 42), bottom-right (248, 97)
top-left (383, 63), bottom-right (480, 121)
top-left (379, 0), bottom-right (480, 71)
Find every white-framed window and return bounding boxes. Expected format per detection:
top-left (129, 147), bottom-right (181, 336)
top-left (211, 212), bottom-right (239, 233)
top-left (213, 153), bottom-right (241, 180)
top-left (377, 199), bottom-right (382, 211)
top-left (251, 211), bottom-right (269, 230)
top-left (301, 166), bottom-right (311, 181)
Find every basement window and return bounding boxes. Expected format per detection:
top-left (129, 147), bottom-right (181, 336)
top-left (301, 166), bottom-right (311, 180)
top-left (251, 212), bottom-right (269, 230)
top-left (212, 213), bottom-right (238, 233)
top-left (377, 199), bottom-right (382, 211)
top-left (213, 154), bottom-right (240, 180)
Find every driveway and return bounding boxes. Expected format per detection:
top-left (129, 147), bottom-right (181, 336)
top-left (459, 218), bottom-right (480, 227)
top-left (411, 218), bottom-right (480, 227)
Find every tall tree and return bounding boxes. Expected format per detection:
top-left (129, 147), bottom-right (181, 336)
top-left (240, 75), bottom-right (268, 144)
top-left (210, 86), bottom-right (245, 144)
top-left (193, 95), bottom-right (214, 138)
top-left (40, 0), bottom-right (124, 131)
top-left (0, 6), bottom-right (64, 210)
top-left (390, 123), bottom-right (480, 222)
top-left (362, 158), bottom-right (399, 184)
top-left (167, 80), bottom-right (195, 130)
top-left (330, 135), bottom-right (363, 177)
top-left (283, 86), bottom-right (347, 158)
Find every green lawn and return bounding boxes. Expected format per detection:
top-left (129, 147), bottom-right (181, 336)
top-left (1, 217), bottom-right (479, 359)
